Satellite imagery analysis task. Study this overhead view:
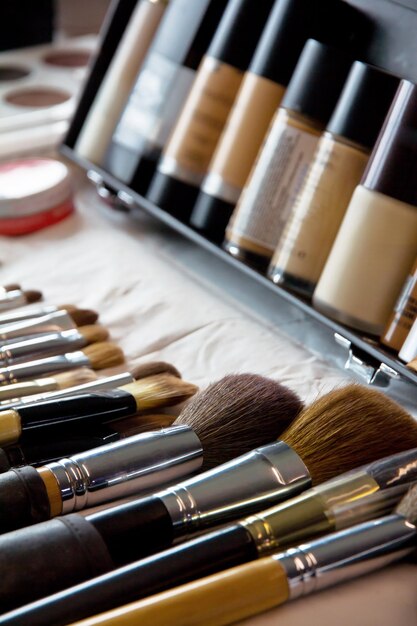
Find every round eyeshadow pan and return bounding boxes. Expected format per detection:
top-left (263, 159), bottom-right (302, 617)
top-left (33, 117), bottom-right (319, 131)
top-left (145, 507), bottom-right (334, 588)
top-left (5, 87), bottom-right (71, 108)
top-left (0, 66), bottom-right (31, 81)
top-left (42, 50), bottom-right (91, 68)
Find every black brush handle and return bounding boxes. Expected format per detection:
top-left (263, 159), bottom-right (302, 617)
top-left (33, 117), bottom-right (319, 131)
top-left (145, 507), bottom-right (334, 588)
top-left (15, 389), bottom-right (137, 431)
top-left (0, 447), bottom-right (10, 471)
top-left (0, 466), bottom-right (50, 533)
top-left (0, 524), bottom-right (258, 626)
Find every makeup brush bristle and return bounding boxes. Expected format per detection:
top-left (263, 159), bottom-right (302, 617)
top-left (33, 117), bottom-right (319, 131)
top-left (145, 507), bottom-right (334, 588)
top-left (78, 325), bottom-right (110, 344)
top-left (53, 368), bottom-right (99, 388)
top-left (124, 374), bottom-right (198, 410)
top-left (24, 290), bottom-right (42, 303)
top-left (83, 342), bottom-right (125, 369)
top-left (282, 384), bottom-right (417, 485)
top-left (69, 309), bottom-right (99, 326)
top-left (175, 374), bottom-right (303, 470)
top-left (131, 361), bottom-right (182, 380)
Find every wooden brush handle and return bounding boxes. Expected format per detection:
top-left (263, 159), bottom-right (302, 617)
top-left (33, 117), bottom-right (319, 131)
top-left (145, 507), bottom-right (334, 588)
top-left (0, 514), bottom-right (113, 614)
top-left (0, 466), bottom-right (50, 534)
top-left (4, 525), bottom-right (259, 626)
top-left (16, 389), bottom-right (137, 431)
top-left (68, 558), bottom-right (289, 626)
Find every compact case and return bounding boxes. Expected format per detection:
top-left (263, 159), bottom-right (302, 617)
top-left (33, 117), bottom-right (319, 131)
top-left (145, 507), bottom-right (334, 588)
top-left (61, 0), bottom-right (417, 402)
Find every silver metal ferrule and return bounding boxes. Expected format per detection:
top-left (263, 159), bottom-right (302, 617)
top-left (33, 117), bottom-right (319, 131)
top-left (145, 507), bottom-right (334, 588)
top-left (0, 310), bottom-right (75, 341)
top-left (47, 424), bottom-right (203, 513)
top-left (0, 290), bottom-right (27, 311)
top-left (158, 441), bottom-right (312, 535)
top-left (0, 351), bottom-right (90, 384)
top-left (0, 329), bottom-right (85, 365)
top-left (276, 514), bottom-right (417, 600)
top-left (0, 305), bottom-right (58, 326)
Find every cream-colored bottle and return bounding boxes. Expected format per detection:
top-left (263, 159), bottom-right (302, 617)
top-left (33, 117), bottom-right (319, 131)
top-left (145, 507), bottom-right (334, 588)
top-left (313, 80), bottom-right (417, 335)
top-left (74, 0), bottom-right (168, 165)
top-left (223, 40), bottom-right (352, 269)
top-left (269, 62), bottom-right (399, 295)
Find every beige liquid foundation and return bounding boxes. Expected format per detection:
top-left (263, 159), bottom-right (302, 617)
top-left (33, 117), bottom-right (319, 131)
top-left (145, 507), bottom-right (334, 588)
top-left (313, 81), bottom-right (417, 336)
top-left (190, 0), bottom-right (370, 242)
top-left (223, 40), bottom-right (352, 270)
top-left (268, 61), bottom-right (399, 296)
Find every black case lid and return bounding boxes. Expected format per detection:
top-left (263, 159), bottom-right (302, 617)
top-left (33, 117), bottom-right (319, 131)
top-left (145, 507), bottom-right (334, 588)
top-left (362, 80), bottom-right (417, 208)
top-left (249, 0), bottom-right (371, 85)
top-left (207, 0), bottom-right (275, 71)
top-left (327, 62), bottom-right (400, 150)
top-left (153, 0), bottom-right (229, 70)
top-left (280, 39), bottom-right (352, 126)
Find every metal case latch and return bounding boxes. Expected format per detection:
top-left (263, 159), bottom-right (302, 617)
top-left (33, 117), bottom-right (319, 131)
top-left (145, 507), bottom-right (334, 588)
top-left (334, 333), bottom-right (399, 387)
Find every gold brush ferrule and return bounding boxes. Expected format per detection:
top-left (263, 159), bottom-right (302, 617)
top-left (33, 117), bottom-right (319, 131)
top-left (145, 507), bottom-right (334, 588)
top-left (241, 470), bottom-right (380, 556)
top-left (0, 409), bottom-right (21, 445)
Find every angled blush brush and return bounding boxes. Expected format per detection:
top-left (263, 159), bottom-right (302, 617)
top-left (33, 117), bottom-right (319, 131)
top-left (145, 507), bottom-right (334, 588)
top-left (0, 325), bottom-right (109, 365)
top-left (0, 374), bottom-right (302, 610)
top-left (0, 341), bottom-right (124, 392)
top-left (74, 484), bottom-right (417, 626)
top-left (0, 289), bottom-right (42, 312)
top-left (0, 309), bottom-right (99, 341)
top-left (0, 304), bottom-right (97, 327)
top-left (13, 384), bottom-right (417, 624)
top-left (0, 371), bottom-right (194, 446)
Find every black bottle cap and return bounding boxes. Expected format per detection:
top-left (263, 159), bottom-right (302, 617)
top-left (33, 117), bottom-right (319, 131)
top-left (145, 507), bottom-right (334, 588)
top-left (327, 62), bottom-right (400, 150)
top-left (249, 0), bottom-right (371, 85)
top-left (280, 40), bottom-right (352, 126)
top-left (362, 80), bottom-right (417, 208)
top-left (207, 0), bottom-right (275, 71)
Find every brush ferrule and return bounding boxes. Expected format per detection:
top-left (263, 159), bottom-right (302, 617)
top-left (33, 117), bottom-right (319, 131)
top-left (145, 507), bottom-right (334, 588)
top-left (0, 305), bottom-right (57, 326)
top-left (0, 311), bottom-right (74, 341)
top-left (365, 447), bottom-right (417, 489)
top-left (0, 290), bottom-right (26, 311)
top-left (0, 351), bottom-right (90, 382)
top-left (47, 425), bottom-right (203, 513)
top-left (276, 515), bottom-right (416, 600)
top-left (0, 329), bottom-right (85, 365)
top-left (158, 441), bottom-right (311, 534)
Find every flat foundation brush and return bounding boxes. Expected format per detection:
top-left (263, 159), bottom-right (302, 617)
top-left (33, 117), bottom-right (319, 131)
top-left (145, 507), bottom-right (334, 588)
top-left (0, 374), bottom-right (302, 610)
top-left (0, 372), bottom-right (195, 446)
top-left (0, 288), bottom-right (42, 312)
top-left (0, 309), bottom-right (99, 341)
top-left (73, 484), bottom-right (417, 626)
top-left (17, 384), bottom-right (417, 625)
top-left (0, 304), bottom-right (98, 327)
top-left (0, 341), bottom-right (124, 391)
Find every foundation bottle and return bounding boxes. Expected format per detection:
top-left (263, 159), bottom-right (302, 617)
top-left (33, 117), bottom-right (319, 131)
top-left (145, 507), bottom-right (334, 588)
top-left (74, 0), bottom-right (169, 166)
top-left (191, 0), bottom-right (370, 242)
top-left (146, 0), bottom-right (275, 220)
top-left (103, 0), bottom-right (228, 195)
top-left (381, 257), bottom-right (417, 352)
top-left (269, 62), bottom-right (399, 296)
top-left (223, 40), bottom-right (352, 270)
top-left (313, 80), bottom-right (417, 336)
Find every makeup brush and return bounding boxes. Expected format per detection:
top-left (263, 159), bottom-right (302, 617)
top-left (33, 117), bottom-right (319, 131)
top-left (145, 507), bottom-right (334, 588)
top-left (0, 341), bottom-right (124, 392)
top-left (0, 289), bottom-right (42, 312)
top-left (0, 361), bottom-right (180, 405)
top-left (0, 371), bottom-right (196, 446)
top-left (0, 304), bottom-right (98, 327)
top-left (71, 485), bottom-right (417, 626)
top-left (0, 309), bottom-right (99, 342)
top-left (0, 284), bottom-right (21, 293)
top-left (0, 375), bottom-right (302, 611)
top-left (0, 375), bottom-right (300, 533)
top-left (0, 325), bottom-right (109, 365)
top-left (13, 384), bottom-right (417, 624)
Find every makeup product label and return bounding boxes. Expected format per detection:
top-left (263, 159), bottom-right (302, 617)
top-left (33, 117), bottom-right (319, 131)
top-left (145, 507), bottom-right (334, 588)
top-left (226, 111), bottom-right (321, 258)
top-left (158, 56), bottom-right (243, 187)
top-left (270, 133), bottom-right (369, 289)
top-left (113, 52), bottom-right (195, 155)
top-left (202, 73), bottom-right (285, 204)
top-left (381, 258), bottom-right (417, 350)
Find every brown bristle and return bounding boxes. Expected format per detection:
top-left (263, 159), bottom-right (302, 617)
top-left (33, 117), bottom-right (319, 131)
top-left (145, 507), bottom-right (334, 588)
top-left (3, 284), bottom-right (21, 292)
top-left (69, 309), bottom-right (99, 326)
top-left (124, 375), bottom-right (198, 411)
top-left (395, 484), bottom-right (417, 525)
top-left (282, 384), bottom-right (417, 485)
top-left (24, 290), bottom-right (42, 303)
top-left (59, 304), bottom-right (77, 314)
top-left (131, 362), bottom-right (182, 380)
top-left (83, 342), bottom-right (125, 369)
top-left (53, 368), bottom-right (99, 389)
top-left (79, 325), bottom-right (110, 345)
top-left (174, 374), bottom-right (303, 470)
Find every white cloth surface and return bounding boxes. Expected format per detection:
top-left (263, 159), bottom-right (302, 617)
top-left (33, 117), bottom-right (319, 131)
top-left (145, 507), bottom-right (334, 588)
top-left (0, 168), bottom-right (416, 624)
